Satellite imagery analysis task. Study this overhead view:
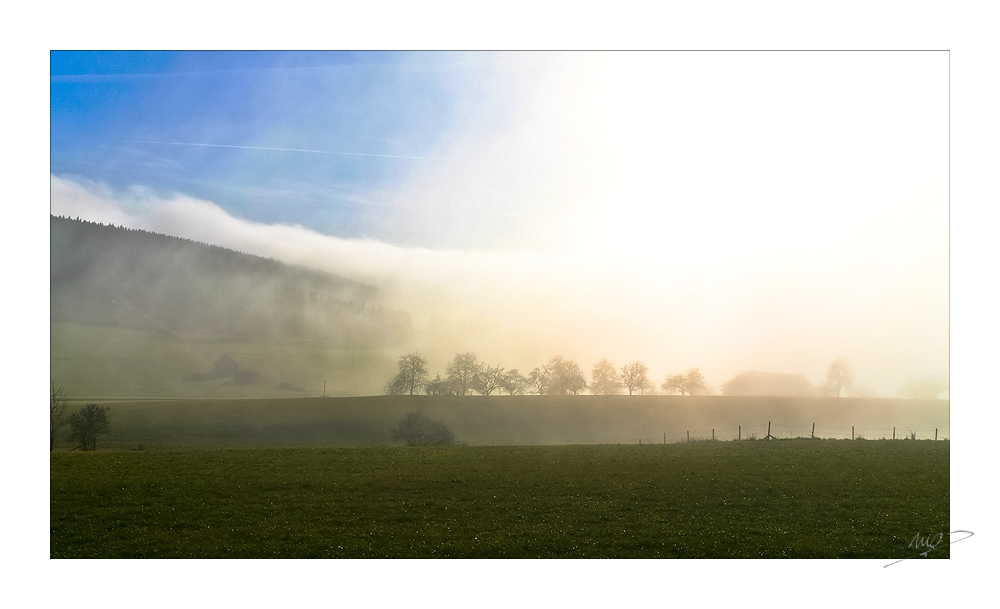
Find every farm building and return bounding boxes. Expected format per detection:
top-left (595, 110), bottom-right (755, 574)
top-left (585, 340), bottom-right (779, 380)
top-left (721, 371), bottom-right (819, 397)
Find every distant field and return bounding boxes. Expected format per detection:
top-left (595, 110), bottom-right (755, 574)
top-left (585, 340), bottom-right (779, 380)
top-left (50, 441), bottom-right (949, 558)
top-left (56, 394), bottom-right (950, 450)
top-left (50, 321), bottom-right (397, 399)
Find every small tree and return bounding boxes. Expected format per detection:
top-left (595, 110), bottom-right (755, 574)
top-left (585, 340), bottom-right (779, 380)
top-left (528, 367), bottom-right (550, 395)
top-left (385, 351), bottom-right (429, 395)
top-left (446, 352), bottom-right (480, 396)
top-left (390, 412), bottom-right (457, 446)
top-left (50, 384), bottom-right (69, 452)
top-left (661, 368), bottom-right (706, 396)
top-left (475, 363), bottom-right (505, 396)
top-left (499, 369), bottom-right (528, 396)
top-left (682, 367), bottom-right (706, 395)
top-left (591, 359), bottom-right (622, 395)
top-left (661, 374), bottom-right (685, 395)
top-left (619, 360), bottom-right (649, 395)
top-left (821, 359), bottom-right (853, 397)
top-left (67, 403), bottom-right (111, 451)
top-left (543, 356), bottom-right (587, 395)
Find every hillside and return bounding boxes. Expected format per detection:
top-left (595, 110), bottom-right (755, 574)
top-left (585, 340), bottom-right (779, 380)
top-left (50, 215), bottom-right (412, 344)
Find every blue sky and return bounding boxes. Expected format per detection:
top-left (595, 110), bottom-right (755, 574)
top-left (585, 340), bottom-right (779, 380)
top-left (50, 50), bottom-right (950, 394)
top-left (51, 51), bottom-right (490, 241)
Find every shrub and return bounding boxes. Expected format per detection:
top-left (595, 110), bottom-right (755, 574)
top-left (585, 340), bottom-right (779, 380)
top-left (391, 412), bottom-right (457, 446)
top-left (67, 403), bottom-right (111, 451)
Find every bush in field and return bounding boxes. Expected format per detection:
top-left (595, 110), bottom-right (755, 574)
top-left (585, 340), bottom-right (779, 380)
top-left (67, 403), bottom-right (111, 451)
top-left (391, 412), bottom-right (457, 446)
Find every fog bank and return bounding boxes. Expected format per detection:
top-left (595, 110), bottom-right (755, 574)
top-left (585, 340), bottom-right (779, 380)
top-left (52, 173), bottom-right (948, 396)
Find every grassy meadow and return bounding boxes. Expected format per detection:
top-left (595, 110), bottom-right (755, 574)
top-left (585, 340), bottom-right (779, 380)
top-left (50, 440), bottom-right (949, 559)
top-left (50, 384), bottom-right (949, 559)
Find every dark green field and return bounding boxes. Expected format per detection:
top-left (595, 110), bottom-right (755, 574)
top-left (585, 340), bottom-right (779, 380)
top-left (50, 440), bottom-right (949, 559)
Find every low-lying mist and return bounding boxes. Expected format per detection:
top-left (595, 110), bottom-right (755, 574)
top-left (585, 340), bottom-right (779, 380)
top-left (51, 173), bottom-right (948, 397)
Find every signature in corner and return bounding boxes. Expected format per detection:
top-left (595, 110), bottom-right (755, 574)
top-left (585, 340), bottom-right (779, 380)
top-left (884, 530), bottom-right (974, 567)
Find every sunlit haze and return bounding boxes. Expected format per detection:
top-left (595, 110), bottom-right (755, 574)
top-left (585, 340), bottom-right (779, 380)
top-left (50, 51), bottom-right (948, 395)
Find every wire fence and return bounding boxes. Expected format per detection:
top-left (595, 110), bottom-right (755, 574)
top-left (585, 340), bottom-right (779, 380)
top-left (648, 422), bottom-right (948, 444)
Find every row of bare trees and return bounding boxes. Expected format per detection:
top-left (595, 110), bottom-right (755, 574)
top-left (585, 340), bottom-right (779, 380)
top-left (386, 352), bottom-right (568, 396)
top-left (591, 359), bottom-right (707, 395)
top-left (385, 353), bottom-right (708, 397)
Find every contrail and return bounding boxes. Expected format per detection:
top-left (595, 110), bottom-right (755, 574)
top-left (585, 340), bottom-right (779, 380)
top-left (122, 140), bottom-right (459, 161)
top-left (123, 139), bottom-right (575, 166)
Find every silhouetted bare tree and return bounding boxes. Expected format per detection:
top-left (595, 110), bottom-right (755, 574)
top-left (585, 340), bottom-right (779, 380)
top-left (662, 374), bottom-right (685, 395)
top-left (591, 359), bottom-right (622, 395)
top-left (619, 360), bottom-right (649, 395)
top-left (67, 403), bottom-right (111, 451)
top-left (821, 359), bottom-right (853, 397)
top-left (475, 363), bottom-right (505, 396)
top-left (424, 373), bottom-right (456, 395)
top-left (50, 384), bottom-right (68, 451)
top-left (446, 352), bottom-right (480, 396)
top-left (385, 351), bottom-right (429, 395)
top-left (543, 356), bottom-right (587, 395)
top-left (499, 369), bottom-right (528, 395)
top-left (661, 368), bottom-right (706, 396)
top-left (682, 368), bottom-right (706, 395)
top-left (528, 367), bottom-right (550, 395)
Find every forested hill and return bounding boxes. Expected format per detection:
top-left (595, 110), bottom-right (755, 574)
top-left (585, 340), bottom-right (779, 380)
top-left (50, 215), bottom-right (412, 344)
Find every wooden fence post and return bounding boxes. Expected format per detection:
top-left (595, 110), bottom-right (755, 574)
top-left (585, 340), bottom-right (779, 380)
top-left (852, 426), bottom-right (854, 440)
top-left (712, 429), bottom-right (715, 441)
top-left (663, 432), bottom-right (666, 444)
top-left (812, 422), bottom-right (815, 439)
top-left (739, 425), bottom-right (741, 440)
top-left (935, 428), bottom-right (938, 441)
top-left (687, 431), bottom-right (690, 443)
top-left (893, 427), bottom-right (895, 440)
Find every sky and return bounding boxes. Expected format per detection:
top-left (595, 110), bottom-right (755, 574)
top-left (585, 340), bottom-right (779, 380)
top-left (50, 50), bottom-right (950, 395)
